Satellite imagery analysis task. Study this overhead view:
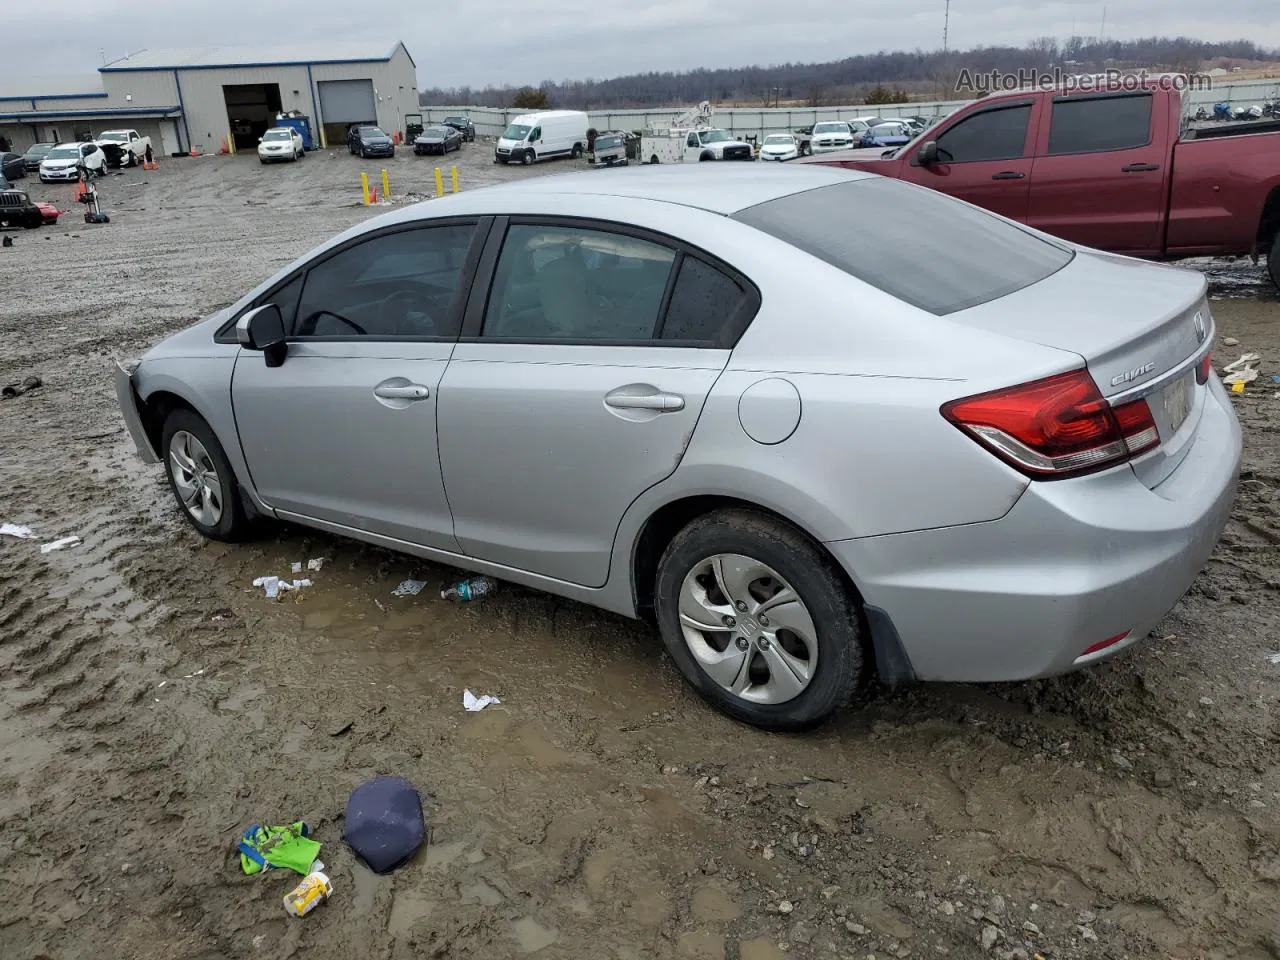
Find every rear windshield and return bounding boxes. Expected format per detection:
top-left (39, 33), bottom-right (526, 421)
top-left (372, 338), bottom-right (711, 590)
top-left (733, 177), bottom-right (1074, 315)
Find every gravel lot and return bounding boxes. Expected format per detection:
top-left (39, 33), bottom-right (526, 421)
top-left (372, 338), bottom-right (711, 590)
top-left (2, 143), bottom-right (1279, 960)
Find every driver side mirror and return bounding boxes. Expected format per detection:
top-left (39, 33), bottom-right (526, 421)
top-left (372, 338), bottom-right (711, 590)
top-left (236, 304), bottom-right (287, 367)
top-left (917, 140), bottom-right (939, 165)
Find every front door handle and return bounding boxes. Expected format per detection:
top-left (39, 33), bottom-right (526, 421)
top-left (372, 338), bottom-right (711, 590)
top-left (605, 391), bottom-right (685, 412)
top-left (374, 383), bottom-right (430, 400)
top-left (1121, 162), bottom-right (1160, 172)
top-left (991, 170), bottom-right (1026, 180)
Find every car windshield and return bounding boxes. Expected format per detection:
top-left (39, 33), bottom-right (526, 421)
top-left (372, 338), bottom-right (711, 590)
top-left (445, 117), bottom-right (467, 125)
top-left (813, 123), bottom-right (847, 134)
top-left (45, 146), bottom-right (80, 159)
top-left (361, 127), bottom-right (386, 138)
top-left (99, 132), bottom-right (128, 142)
top-left (26, 144), bottom-right (54, 156)
top-left (422, 127), bottom-right (450, 137)
top-left (733, 177), bottom-right (1074, 316)
top-left (263, 130), bottom-right (292, 141)
top-left (595, 135), bottom-right (621, 148)
top-left (503, 123), bottom-right (532, 140)
top-left (698, 130), bottom-right (731, 143)
top-left (764, 135), bottom-right (794, 145)
top-left (869, 124), bottom-right (903, 137)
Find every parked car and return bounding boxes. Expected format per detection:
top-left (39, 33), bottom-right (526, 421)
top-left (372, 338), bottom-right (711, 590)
top-left (258, 126), bottom-right (305, 163)
top-left (857, 120), bottom-right (915, 148)
top-left (96, 129), bottom-right (151, 167)
top-left (348, 125), bottom-right (395, 159)
top-left (23, 142), bottom-right (55, 171)
top-left (495, 110), bottom-right (588, 164)
top-left (0, 189), bottom-right (43, 229)
top-left (413, 124), bottom-right (463, 156)
top-left (588, 130), bottom-right (629, 166)
top-left (808, 121), bottom-right (858, 154)
top-left (0, 152), bottom-right (25, 180)
top-left (441, 116), bottom-right (476, 142)
top-left (113, 165), bottom-right (1239, 732)
top-left (796, 117), bottom-right (881, 156)
top-left (40, 142), bottom-right (105, 182)
top-left (758, 133), bottom-right (799, 161)
top-left (801, 82), bottom-right (1280, 289)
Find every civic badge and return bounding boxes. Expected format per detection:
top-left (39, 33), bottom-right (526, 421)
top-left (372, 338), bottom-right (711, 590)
top-left (1192, 310), bottom-right (1207, 344)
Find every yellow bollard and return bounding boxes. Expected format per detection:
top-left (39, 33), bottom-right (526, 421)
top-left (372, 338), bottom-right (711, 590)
top-left (381, 169), bottom-right (390, 200)
top-left (361, 171), bottom-right (371, 206)
top-left (451, 165), bottom-right (458, 193)
top-left (434, 166), bottom-right (444, 198)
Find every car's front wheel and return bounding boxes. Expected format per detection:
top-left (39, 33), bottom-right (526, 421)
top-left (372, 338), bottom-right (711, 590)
top-left (654, 509), bottom-right (870, 731)
top-left (521, 150), bottom-right (534, 165)
top-left (161, 409), bottom-right (251, 542)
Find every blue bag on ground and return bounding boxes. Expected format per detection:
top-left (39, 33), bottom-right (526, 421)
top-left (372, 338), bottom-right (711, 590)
top-left (342, 776), bottom-right (426, 874)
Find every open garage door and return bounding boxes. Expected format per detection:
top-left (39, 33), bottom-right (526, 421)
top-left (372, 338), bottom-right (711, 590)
top-left (318, 79), bottom-right (376, 148)
top-left (224, 83), bottom-right (283, 151)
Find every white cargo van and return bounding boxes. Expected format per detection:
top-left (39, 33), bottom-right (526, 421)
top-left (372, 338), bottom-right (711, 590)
top-left (495, 110), bottom-right (588, 165)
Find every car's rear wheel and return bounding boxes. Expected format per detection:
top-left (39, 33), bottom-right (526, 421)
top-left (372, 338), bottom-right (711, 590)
top-left (654, 509), bottom-right (869, 731)
top-left (1268, 232), bottom-right (1280, 291)
top-left (161, 409), bottom-right (251, 542)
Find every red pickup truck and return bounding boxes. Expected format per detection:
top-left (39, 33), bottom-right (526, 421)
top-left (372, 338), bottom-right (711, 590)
top-left (802, 84), bottom-right (1280, 288)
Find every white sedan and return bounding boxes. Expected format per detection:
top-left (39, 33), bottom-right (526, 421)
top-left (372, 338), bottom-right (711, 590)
top-left (258, 127), bottom-right (305, 163)
top-left (758, 134), bottom-right (799, 161)
top-left (39, 142), bottom-right (106, 182)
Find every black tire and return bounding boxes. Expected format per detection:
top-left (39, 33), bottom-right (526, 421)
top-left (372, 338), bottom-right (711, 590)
top-left (649, 155), bottom-right (660, 165)
top-left (699, 151), bottom-right (714, 162)
top-left (571, 143), bottom-right (583, 159)
top-left (654, 509), bottom-right (869, 732)
top-left (1269, 232), bottom-right (1280, 291)
top-left (160, 409), bottom-right (252, 542)
top-left (521, 150), bottom-right (534, 166)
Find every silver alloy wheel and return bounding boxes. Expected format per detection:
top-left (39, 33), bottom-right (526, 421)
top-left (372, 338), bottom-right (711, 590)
top-left (677, 554), bottom-right (818, 705)
top-left (169, 430), bottom-right (223, 527)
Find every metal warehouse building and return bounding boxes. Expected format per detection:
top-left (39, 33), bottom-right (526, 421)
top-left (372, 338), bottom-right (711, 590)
top-left (0, 42), bottom-right (418, 156)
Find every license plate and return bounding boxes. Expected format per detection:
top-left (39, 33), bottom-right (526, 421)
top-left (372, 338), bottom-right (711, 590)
top-left (1161, 372), bottom-right (1193, 435)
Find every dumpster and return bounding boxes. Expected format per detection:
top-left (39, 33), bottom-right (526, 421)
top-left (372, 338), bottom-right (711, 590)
top-left (274, 114), bottom-right (315, 151)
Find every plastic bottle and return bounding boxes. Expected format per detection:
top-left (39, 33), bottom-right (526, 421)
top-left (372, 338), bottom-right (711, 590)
top-left (283, 870), bottom-right (332, 917)
top-left (441, 575), bottom-right (497, 602)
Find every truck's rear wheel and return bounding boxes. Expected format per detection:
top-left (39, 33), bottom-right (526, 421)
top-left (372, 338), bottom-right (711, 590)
top-left (1269, 233), bottom-right (1280, 291)
top-left (649, 155), bottom-right (659, 165)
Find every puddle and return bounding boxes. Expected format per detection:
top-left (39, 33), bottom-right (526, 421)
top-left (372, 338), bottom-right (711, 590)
top-left (1187, 256), bottom-right (1278, 302)
top-left (511, 916), bottom-right (559, 954)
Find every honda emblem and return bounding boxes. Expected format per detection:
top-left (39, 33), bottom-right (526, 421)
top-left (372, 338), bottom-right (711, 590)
top-left (1192, 310), bottom-right (1207, 344)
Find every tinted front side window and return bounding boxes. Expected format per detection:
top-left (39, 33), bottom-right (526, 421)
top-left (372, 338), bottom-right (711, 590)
top-left (1047, 94), bottom-right (1153, 155)
top-left (293, 225), bottom-right (475, 338)
top-left (483, 224), bottom-right (676, 340)
top-left (935, 104), bottom-right (1031, 162)
top-left (733, 178), bottom-right (1073, 315)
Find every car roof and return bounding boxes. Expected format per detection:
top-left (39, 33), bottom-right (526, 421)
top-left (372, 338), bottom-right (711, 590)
top-left (467, 164), bottom-right (874, 216)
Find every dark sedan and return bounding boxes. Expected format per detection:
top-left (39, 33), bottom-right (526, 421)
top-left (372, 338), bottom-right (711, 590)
top-left (23, 143), bottom-right (55, 171)
top-left (441, 116), bottom-right (476, 142)
top-left (1, 152), bottom-right (26, 181)
top-left (413, 125), bottom-right (463, 155)
top-left (347, 125), bottom-right (395, 159)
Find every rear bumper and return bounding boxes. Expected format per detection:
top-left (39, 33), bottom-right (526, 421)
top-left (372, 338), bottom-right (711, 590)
top-left (830, 377), bottom-right (1241, 682)
top-left (114, 360), bottom-right (160, 464)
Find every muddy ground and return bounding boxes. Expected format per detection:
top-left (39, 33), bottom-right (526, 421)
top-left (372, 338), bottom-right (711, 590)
top-left (2, 145), bottom-right (1279, 960)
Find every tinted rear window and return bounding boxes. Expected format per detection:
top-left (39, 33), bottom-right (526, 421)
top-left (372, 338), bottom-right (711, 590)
top-left (732, 177), bottom-right (1074, 315)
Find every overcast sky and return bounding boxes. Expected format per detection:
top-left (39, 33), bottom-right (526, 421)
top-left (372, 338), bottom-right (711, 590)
top-left (5, 0), bottom-right (1276, 90)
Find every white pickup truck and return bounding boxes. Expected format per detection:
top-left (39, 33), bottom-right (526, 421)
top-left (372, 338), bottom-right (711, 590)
top-left (640, 127), bottom-right (756, 164)
top-left (96, 129), bottom-right (152, 168)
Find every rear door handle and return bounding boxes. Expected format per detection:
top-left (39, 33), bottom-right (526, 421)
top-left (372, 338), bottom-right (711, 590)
top-left (374, 383), bottom-right (430, 400)
top-left (605, 391), bottom-right (685, 412)
top-left (991, 171), bottom-right (1025, 180)
top-left (1121, 162), bottom-right (1160, 172)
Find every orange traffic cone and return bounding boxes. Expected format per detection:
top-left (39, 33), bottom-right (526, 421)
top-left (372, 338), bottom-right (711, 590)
top-left (189, 145), bottom-right (200, 157)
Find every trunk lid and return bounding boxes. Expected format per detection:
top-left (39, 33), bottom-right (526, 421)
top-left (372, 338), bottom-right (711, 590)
top-left (950, 248), bottom-right (1213, 488)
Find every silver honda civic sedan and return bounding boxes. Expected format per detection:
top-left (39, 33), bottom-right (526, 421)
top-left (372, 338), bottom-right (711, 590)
top-left (114, 165), bottom-right (1241, 731)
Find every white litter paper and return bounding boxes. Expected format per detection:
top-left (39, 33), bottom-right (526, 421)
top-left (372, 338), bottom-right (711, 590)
top-left (392, 579), bottom-right (426, 596)
top-left (1, 523), bottom-right (36, 540)
top-left (1223, 353), bottom-right (1261, 373)
top-left (463, 689), bottom-right (501, 712)
top-left (1267, 652), bottom-right (1280, 665)
top-left (307, 558), bottom-right (325, 572)
top-left (292, 562), bottom-right (303, 574)
top-left (40, 536), bottom-right (81, 553)
top-left (253, 576), bottom-right (313, 598)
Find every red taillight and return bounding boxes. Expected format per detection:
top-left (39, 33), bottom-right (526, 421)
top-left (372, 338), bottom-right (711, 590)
top-left (1080, 631), bottom-right (1131, 657)
top-left (1196, 352), bottom-right (1213, 385)
top-left (941, 369), bottom-right (1158, 479)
